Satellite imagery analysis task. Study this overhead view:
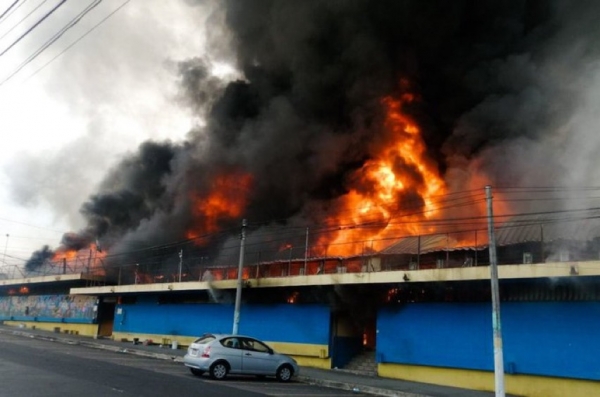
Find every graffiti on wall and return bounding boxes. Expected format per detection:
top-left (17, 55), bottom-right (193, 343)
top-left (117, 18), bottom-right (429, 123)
top-left (0, 295), bottom-right (96, 321)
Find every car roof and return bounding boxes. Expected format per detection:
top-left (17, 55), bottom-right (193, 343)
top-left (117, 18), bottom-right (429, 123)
top-left (201, 333), bottom-right (259, 339)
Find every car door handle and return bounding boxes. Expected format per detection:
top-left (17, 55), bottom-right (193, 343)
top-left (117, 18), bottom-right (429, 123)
top-left (244, 353), bottom-right (252, 356)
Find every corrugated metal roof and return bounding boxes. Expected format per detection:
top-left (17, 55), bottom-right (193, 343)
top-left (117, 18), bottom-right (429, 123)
top-left (495, 210), bottom-right (600, 246)
top-left (380, 234), bottom-right (482, 255)
top-left (381, 209), bottom-right (600, 255)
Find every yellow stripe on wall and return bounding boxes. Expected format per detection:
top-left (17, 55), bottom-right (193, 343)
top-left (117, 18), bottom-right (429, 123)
top-left (293, 356), bottom-right (331, 369)
top-left (4, 321), bottom-right (98, 337)
top-left (111, 332), bottom-right (329, 358)
top-left (379, 363), bottom-right (600, 397)
top-left (266, 341), bottom-right (328, 358)
top-left (112, 331), bottom-right (196, 348)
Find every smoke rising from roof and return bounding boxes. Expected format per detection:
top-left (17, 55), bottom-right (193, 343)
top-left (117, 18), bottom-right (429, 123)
top-left (23, 0), bottom-right (600, 272)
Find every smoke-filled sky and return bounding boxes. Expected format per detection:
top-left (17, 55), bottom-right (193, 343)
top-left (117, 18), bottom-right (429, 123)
top-left (2, 0), bottom-right (600, 274)
top-left (0, 0), bottom-right (213, 270)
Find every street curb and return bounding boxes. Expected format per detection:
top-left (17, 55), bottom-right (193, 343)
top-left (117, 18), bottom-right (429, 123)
top-left (79, 340), bottom-right (185, 362)
top-left (297, 375), bottom-right (429, 397)
top-left (0, 328), bottom-right (185, 362)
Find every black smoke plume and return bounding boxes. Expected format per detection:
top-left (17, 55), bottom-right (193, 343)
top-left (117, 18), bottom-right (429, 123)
top-left (25, 1), bottom-right (600, 277)
top-left (25, 245), bottom-right (54, 272)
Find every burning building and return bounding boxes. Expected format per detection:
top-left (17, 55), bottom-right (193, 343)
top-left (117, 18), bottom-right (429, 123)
top-left (5, 2), bottom-right (600, 396)
top-left (27, 1), bottom-right (600, 279)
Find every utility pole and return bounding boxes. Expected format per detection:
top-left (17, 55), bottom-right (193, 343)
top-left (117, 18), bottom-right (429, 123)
top-left (178, 249), bottom-right (183, 282)
top-left (304, 227), bottom-right (309, 275)
top-left (232, 219), bottom-right (247, 335)
top-left (87, 248), bottom-right (92, 274)
top-left (3, 233), bottom-right (9, 267)
top-left (486, 185), bottom-right (505, 397)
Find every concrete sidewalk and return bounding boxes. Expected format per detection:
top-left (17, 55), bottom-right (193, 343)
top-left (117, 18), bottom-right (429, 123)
top-left (0, 324), bottom-right (501, 397)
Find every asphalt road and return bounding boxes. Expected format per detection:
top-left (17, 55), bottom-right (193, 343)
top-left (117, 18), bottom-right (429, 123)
top-left (0, 332), bottom-right (363, 397)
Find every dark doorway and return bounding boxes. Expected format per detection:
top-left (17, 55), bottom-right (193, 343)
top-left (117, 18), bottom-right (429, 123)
top-left (97, 297), bottom-right (116, 337)
top-left (362, 315), bottom-right (377, 351)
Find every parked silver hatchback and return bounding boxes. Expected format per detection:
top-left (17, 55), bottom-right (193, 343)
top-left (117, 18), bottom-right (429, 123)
top-left (184, 333), bottom-right (299, 382)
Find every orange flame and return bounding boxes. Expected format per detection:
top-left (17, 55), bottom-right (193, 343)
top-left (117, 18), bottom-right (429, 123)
top-left (314, 91), bottom-right (447, 255)
top-left (279, 243), bottom-right (293, 252)
top-left (51, 243), bottom-right (107, 275)
top-left (186, 171), bottom-right (253, 240)
top-left (52, 248), bottom-right (78, 262)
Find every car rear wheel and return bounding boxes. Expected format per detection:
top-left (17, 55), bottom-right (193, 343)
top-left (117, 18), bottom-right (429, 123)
top-left (209, 361), bottom-right (229, 380)
top-left (276, 364), bottom-right (293, 382)
top-left (190, 368), bottom-right (204, 377)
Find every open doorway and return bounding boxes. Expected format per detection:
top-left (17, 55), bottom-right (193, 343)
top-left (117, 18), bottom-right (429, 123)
top-left (96, 296), bottom-right (116, 337)
top-left (362, 316), bottom-right (377, 351)
top-left (330, 310), bottom-right (377, 369)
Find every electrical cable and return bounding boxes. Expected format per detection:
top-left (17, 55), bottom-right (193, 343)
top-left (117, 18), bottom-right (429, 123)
top-left (0, 0), bottom-right (104, 87)
top-left (0, 0), bottom-right (65, 57)
top-left (0, 0), bottom-right (48, 41)
top-left (15, 187), bottom-right (600, 271)
top-left (0, 215), bottom-right (68, 233)
top-left (0, 0), bottom-right (19, 22)
top-left (23, 0), bottom-right (130, 83)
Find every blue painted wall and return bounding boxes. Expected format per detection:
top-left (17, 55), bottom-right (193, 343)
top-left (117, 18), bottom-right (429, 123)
top-left (240, 305), bottom-right (330, 344)
top-left (378, 301), bottom-right (600, 381)
top-left (114, 297), bottom-right (330, 345)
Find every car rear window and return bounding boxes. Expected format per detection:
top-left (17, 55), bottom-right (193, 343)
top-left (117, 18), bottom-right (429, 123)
top-left (193, 334), bottom-right (216, 344)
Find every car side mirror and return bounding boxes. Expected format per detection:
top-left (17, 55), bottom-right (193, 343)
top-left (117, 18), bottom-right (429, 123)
top-left (268, 348), bottom-right (274, 355)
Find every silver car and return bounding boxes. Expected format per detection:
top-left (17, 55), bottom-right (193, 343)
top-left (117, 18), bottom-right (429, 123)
top-left (183, 333), bottom-right (299, 382)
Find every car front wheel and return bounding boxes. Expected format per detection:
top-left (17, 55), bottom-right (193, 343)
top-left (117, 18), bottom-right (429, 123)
top-left (209, 361), bottom-right (229, 380)
top-left (276, 364), bottom-right (293, 382)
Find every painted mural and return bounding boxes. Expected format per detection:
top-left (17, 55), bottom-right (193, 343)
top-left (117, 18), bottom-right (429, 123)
top-left (0, 295), bottom-right (97, 321)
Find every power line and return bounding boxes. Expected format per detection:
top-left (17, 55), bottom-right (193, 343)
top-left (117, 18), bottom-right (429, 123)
top-left (0, 0), bottom-right (30, 28)
top-left (0, 0), bottom-right (48, 42)
top-left (0, 0), bottom-right (20, 22)
top-left (0, 215), bottom-right (67, 233)
top-left (0, 0), bottom-right (66, 57)
top-left (0, 0), bottom-right (107, 87)
top-left (496, 185), bottom-right (600, 191)
top-left (0, 0), bottom-right (119, 86)
top-left (248, 190), bottom-right (486, 228)
top-left (86, 208), bottom-right (600, 265)
top-left (24, 0), bottom-right (130, 83)
top-left (13, 187), bottom-right (600, 267)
